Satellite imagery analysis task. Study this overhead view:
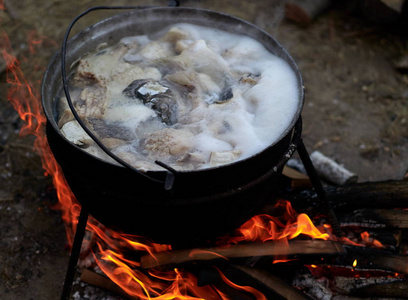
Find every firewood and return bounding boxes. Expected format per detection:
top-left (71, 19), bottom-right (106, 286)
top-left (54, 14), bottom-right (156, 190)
top-left (140, 240), bottom-right (345, 269)
top-left (282, 166), bottom-right (312, 190)
top-left (289, 180), bottom-right (408, 214)
top-left (80, 268), bottom-right (138, 300)
top-left (82, 268), bottom-right (224, 300)
top-left (309, 151), bottom-right (358, 186)
top-left (234, 265), bottom-right (310, 300)
top-left (399, 229), bottom-right (408, 255)
top-left (350, 279), bottom-right (408, 298)
top-left (342, 245), bottom-right (408, 275)
top-left (333, 276), bottom-right (406, 297)
top-left (285, 0), bottom-right (332, 25)
top-left (339, 208), bottom-right (408, 229)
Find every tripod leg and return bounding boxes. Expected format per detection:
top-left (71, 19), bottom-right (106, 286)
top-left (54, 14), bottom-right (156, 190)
top-left (61, 206), bottom-right (89, 300)
top-left (297, 138), bottom-right (344, 238)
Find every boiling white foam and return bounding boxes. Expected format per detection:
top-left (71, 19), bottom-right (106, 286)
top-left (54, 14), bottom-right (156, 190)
top-left (62, 23), bottom-right (300, 171)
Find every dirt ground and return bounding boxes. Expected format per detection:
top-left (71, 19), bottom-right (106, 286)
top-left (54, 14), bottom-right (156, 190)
top-left (0, 1), bottom-right (407, 299)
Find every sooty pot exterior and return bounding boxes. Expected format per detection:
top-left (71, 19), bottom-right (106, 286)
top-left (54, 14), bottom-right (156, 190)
top-left (42, 7), bottom-right (304, 245)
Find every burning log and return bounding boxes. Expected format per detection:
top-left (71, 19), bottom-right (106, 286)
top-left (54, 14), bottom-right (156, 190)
top-left (140, 240), bottom-right (345, 269)
top-left (337, 245), bottom-right (408, 275)
top-left (234, 265), bottom-right (310, 300)
top-left (193, 264), bottom-right (312, 299)
top-left (289, 180), bottom-right (408, 214)
top-left (80, 268), bottom-right (138, 300)
top-left (82, 267), bottom-right (226, 300)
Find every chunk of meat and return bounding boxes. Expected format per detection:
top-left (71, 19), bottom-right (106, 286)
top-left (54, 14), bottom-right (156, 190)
top-left (144, 128), bottom-right (194, 158)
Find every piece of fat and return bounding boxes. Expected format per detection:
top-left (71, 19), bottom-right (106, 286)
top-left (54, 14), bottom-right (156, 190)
top-left (177, 151), bottom-right (209, 165)
top-left (162, 27), bottom-right (190, 44)
top-left (74, 43), bottom-right (128, 86)
top-left (113, 150), bottom-right (161, 172)
top-left (209, 150), bottom-right (242, 167)
top-left (60, 120), bottom-right (93, 146)
top-left (82, 144), bottom-right (117, 165)
top-left (144, 128), bottom-right (194, 158)
top-left (111, 65), bottom-right (162, 88)
top-left (75, 85), bottom-right (107, 119)
top-left (57, 96), bottom-right (74, 128)
top-left (104, 104), bottom-right (155, 123)
top-left (140, 41), bottom-right (175, 60)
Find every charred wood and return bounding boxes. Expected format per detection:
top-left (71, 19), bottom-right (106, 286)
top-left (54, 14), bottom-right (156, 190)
top-left (341, 245), bottom-right (408, 275)
top-left (350, 279), bottom-right (408, 298)
top-left (194, 264), bottom-right (310, 300)
top-left (339, 208), bottom-right (408, 229)
top-left (234, 265), bottom-right (311, 300)
top-left (140, 240), bottom-right (345, 269)
top-left (288, 180), bottom-right (408, 214)
top-left (399, 229), bottom-right (408, 255)
top-left (328, 276), bottom-right (408, 298)
top-left (80, 268), bottom-right (138, 300)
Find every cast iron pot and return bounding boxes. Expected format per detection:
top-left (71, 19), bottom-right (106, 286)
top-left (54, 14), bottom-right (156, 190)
top-left (41, 6), bottom-right (304, 245)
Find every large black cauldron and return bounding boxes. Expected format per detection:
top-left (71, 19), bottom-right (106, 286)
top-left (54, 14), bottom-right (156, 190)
top-left (41, 7), bottom-right (304, 245)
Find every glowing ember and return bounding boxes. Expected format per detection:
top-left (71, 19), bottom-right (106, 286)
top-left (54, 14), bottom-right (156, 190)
top-left (360, 231), bottom-right (384, 248)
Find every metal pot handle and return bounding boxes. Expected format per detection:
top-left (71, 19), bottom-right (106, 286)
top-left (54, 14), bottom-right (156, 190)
top-left (61, 4), bottom-right (179, 190)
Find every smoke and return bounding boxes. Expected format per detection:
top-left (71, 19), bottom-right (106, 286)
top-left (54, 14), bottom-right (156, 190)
top-left (253, 0), bottom-right (288, 36)
top-left (176, 0), bottom-right (288, 36)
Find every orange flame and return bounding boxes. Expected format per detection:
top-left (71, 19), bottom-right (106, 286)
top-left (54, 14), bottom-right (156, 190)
top-left (215, 266), bottom-right (267, 300)
top-left (219, 200), bottom-right (330, 245)
top-left (360, 231), bottom-right (383, 248)
top-left (0, 29), bottom-right (80, 244)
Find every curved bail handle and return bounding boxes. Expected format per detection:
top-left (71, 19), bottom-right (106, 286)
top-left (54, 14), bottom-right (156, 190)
top-left (60, 4), bottom-right (179, 190)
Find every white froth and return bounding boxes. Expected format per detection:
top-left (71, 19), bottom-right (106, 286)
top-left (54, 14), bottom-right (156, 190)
top-left (64, 23), bottom-right (300, 171)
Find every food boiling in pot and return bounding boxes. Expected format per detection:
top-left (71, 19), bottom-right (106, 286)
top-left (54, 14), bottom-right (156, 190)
top-left (58, 23), bottom-right (299, 171)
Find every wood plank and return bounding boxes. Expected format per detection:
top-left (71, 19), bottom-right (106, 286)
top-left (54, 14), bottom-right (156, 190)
top-left (339, 208), bottom-right (408, 229)
top-left (140, 240), bottom-right (345, 269)
top-left (289, 180), bottom-right (408, 214)
top-left (234, 265), bottom-right (310, 300)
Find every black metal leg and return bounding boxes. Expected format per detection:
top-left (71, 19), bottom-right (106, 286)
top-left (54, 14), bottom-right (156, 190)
top-left (61, 206), bottom-right (89, 300)
top-left (297, 138), bottom-right (344, 238)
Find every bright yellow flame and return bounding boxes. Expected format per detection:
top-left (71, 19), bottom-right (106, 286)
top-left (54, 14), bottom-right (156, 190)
top-left (352, 259), bottom-right (357, 268)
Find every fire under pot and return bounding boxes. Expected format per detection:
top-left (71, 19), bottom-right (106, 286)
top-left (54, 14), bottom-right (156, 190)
top-left (41, 6), bottom-right (305, 245)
